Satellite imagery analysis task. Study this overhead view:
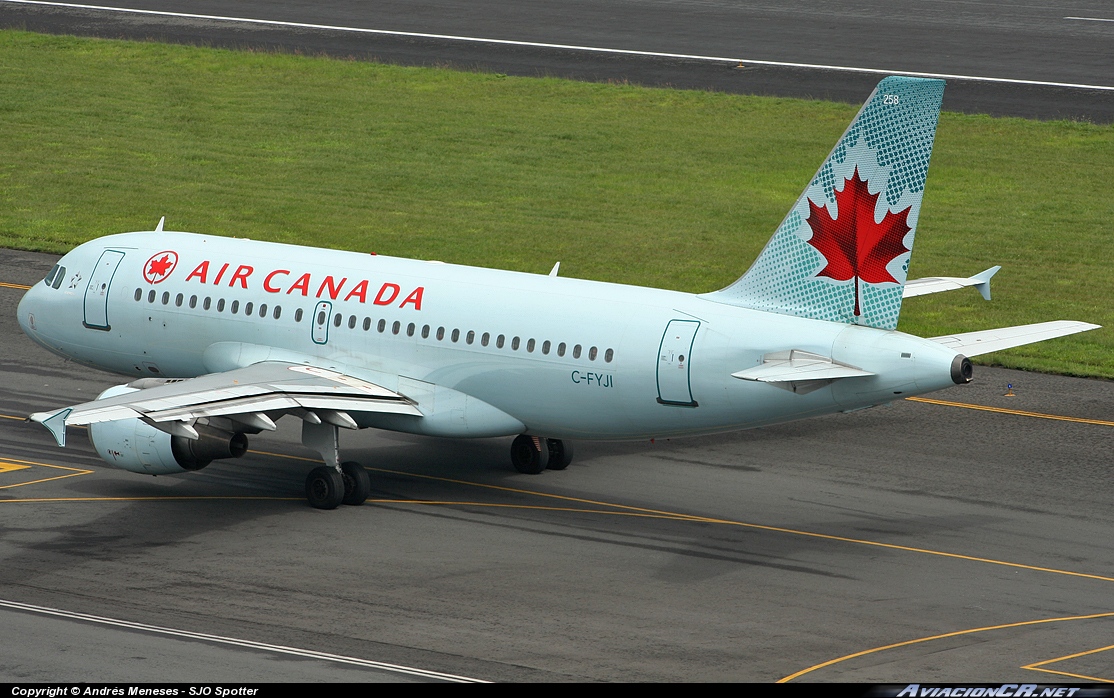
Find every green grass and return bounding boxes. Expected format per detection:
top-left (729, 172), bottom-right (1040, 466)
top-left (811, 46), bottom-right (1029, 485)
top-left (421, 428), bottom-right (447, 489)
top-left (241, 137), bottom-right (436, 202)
top-left (1, 31), bottom-right (1111, 377)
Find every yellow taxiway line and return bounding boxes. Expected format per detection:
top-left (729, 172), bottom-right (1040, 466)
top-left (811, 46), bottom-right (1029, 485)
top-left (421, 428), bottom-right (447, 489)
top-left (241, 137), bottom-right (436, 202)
top-left (0, 281), bottom-right (31, 290)
top-left (779, 612), bottom-right (1114, 682)
top-left (907, 396), bottom-right (1114, 427)
top-left (1022, 643), bottom-right (1114, 683)
top-left (0, 457), bottom-right (92, 489)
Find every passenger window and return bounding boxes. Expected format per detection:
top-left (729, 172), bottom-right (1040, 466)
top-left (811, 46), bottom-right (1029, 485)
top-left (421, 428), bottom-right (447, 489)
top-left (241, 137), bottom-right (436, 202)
top-left (526, 339), bottom-right (535, 353)
top-left (189, 295), bottom-right (197, 309)
top-left (437, 327), bottom-right (445, 341)
top-left (259, 304), bottom-right (268, 318)
top-left (134, 288), bottom-right (142, 302)
top-left (407, 323), bottom-right (416, 337)
top-left (605, 348), bottom-right (614, 363)
top-left (466, 330), bottom-right (474, 345)
top-left (392, 321), bottom-right (401, 335)
top-left (481, 332), bottom-right (490, 347)
top-left (378, 319), bottom-right (386, 333)
top-left (348, 315), bottom-right (356, 329)
top-left (203, 297), bottom-right (212, 310)
top-left (161, 292), bottom-right (170, 305)
top-left (511, 337), bottom-right (520, 351)
top-left (542, 340), bottom-right (550, 355)
top-left (333, 313), bottom-right (342, 327)
top-left (451, 329), bottom-right (460, 342)
top-left (231, 300), bottom-right (240, 314)
top-left (317, 310), bottom-right (326, 325)
top-left (363, 317), bottom-right (371, 331)
top-left (148, 290), bottom-right (156, 303)
top-left (294, 308), bottom-right (303, 322)
top-left (273, 306), bottom-right (281, 320)
top-left (245, 302), bottom-right (254, 315)
top-left (496, 334), bottom-right (505, 349)
top-left (217, 299), bottom-right (226, 312)
top-left (175, 293), bottom-right (184, 307)
top-left (573, 344), bottom-right (582, 359)
top-left (422, 325), bottom-right (430, 339)
top-left (557, 342), bottom-right (566, 357)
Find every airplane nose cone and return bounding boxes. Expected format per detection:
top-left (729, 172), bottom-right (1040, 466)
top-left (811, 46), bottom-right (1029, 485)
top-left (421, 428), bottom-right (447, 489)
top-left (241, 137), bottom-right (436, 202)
top-left (17, 282), bottom-right (46, 339)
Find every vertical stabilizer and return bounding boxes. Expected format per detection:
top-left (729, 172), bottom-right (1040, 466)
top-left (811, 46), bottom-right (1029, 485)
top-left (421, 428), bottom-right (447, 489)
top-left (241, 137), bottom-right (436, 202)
top-left (702, 76), bottom-right (944, 330)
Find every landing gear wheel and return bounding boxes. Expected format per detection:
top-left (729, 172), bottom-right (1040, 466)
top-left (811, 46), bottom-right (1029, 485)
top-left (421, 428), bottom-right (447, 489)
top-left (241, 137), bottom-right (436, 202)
top-left (546, 439), bottom-right (573, 470)
top-left (340, 461), bottom-right (371, 506)
top-left (510, 434), bottom-right (550, 474)
top-left (305, 466), bottom-right (344, 510)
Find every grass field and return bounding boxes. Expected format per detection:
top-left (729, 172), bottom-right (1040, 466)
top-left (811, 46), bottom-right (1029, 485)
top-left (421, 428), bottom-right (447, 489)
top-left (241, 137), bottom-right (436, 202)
top-left (1, 31), bottom-right (1111, 377)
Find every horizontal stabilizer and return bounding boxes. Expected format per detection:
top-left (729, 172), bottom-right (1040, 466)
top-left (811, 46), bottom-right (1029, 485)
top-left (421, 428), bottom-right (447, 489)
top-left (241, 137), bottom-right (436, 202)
top-left (930, 321), bottom-right (1101, 357)
top-left (903, 266), bottom-right (1000, 300)
top-left (732, 350), bottom-right (874, 382)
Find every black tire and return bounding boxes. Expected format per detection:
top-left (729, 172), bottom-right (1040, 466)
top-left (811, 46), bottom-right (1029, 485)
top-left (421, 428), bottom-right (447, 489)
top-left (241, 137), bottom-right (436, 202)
top-left (546, 439), bottom-right (574, 470)
top-left (340, 461), bottom-right (371, 506)
top-left (305, 466), bottom-right (344, 510)
top-left (510, 434), bottom-right (549, 474)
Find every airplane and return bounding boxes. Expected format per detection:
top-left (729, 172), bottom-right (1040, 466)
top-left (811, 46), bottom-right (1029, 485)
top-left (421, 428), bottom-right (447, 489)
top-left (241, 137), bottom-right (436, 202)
top-left (16, 76), bottom-right (1099, 509)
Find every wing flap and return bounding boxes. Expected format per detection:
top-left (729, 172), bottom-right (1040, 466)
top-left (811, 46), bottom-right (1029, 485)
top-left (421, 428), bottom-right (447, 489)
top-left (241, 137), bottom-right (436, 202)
top-left (930, 320), bottom-right (1101, 356)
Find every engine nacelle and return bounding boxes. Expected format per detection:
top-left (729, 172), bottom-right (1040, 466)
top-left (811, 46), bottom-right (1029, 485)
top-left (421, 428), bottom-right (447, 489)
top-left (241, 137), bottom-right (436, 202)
top-left (87, 385), bottom-right (248, 475)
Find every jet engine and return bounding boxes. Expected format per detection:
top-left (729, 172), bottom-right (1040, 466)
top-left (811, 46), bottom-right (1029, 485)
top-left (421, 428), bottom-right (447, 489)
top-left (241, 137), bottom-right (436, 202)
top-left (87, 385), bottom-right (248, 475)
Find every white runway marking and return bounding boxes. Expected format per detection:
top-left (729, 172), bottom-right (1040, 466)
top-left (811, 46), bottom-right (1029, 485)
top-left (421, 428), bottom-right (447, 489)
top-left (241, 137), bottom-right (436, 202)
top-left (5, 0), bottom-right (1114, 92)
top-left (1065, 16), bottom-right (1114, 22)
top-left (0, 598), bottom-right (489, 683)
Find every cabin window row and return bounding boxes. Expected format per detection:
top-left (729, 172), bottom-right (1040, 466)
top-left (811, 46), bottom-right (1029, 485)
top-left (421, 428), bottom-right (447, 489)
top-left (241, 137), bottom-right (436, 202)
top-left (132, 289), bottom-right (614, 363)
top-left (331, 312), bottom-right (615, 363)
top-left (133, 288), bottom-right (300, 322)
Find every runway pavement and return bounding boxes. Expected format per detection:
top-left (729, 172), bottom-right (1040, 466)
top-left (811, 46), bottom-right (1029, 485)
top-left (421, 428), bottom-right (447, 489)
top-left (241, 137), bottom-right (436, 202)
top-left (0, 0), bottom-right (1112, 122)
top-left (1, 248), bottom-right (1111, 682)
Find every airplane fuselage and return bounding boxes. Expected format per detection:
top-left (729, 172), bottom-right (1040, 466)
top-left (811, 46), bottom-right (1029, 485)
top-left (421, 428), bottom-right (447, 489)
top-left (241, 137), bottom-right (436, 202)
top-left (19, 231), bottom-right (963, 440)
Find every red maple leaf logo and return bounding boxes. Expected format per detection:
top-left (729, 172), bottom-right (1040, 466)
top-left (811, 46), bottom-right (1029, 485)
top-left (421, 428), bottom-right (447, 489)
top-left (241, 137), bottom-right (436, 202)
top-left (142, 251), bottom-right (178, 284)
top-left (805, 167), bottom-right (911, 317)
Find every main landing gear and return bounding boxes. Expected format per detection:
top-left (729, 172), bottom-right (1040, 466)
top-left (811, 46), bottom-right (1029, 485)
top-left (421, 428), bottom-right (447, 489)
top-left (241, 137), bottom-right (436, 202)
top-left (301, 421), bottom-right (370, 510)
top-left (510, 434), bottom-right (574, 474)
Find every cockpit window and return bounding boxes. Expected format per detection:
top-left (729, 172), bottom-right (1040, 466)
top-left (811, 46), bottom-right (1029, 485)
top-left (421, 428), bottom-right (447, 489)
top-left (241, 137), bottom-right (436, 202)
top-left (44, 264), bottom-right (66, 288)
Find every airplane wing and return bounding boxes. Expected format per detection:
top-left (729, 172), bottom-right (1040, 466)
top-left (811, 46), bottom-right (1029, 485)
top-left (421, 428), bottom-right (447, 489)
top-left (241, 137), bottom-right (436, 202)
top-left (29, 361), bottom-right (421, 447)
top-left (929, 320), bottom-right (1101, 357)
top-left (902, 266), bottom-right (1000, 299)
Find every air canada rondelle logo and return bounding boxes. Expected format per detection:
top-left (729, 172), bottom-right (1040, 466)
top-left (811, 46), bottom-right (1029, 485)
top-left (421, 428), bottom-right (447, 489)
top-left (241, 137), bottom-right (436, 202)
top-left (143, 251), bottom-right (179, 284)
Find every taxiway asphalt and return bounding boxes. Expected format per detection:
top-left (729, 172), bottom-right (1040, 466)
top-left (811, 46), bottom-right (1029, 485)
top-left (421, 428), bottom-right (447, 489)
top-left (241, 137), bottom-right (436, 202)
top-left (1, 249), bottom-right (1111, 682)
top-left (0, 0), bottom-right (1112, 122)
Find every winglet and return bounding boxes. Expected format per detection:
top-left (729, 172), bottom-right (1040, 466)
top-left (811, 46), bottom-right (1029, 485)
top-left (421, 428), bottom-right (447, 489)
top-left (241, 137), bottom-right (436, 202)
top-left (971, 265), bottom-right (1000, 301)
top-left (155, 216), bottom-right (165, 233)
top-left (30, 408), bottom-right (71, 447)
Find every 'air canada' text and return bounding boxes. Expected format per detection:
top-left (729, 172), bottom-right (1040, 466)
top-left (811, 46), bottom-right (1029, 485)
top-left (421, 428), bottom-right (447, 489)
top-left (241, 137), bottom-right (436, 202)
top-left (182, 261), bottom-right (425, 310)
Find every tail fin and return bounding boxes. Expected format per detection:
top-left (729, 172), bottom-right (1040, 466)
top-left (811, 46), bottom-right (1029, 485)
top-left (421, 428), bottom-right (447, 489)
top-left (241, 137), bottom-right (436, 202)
top-left (702, 76), bottom-right (945, 330)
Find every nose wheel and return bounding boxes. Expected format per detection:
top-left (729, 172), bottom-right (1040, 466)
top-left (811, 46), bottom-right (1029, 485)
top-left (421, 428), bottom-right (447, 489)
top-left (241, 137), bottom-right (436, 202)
top-left (511, 435), bottom-right (573, 473)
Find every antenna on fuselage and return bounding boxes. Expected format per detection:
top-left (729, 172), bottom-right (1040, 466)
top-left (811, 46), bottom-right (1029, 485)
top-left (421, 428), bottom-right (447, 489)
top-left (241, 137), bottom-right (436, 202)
top-left (155, 216), bottom-right (165, 233)
top-left (549, 262), bottom-right (560, 277)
